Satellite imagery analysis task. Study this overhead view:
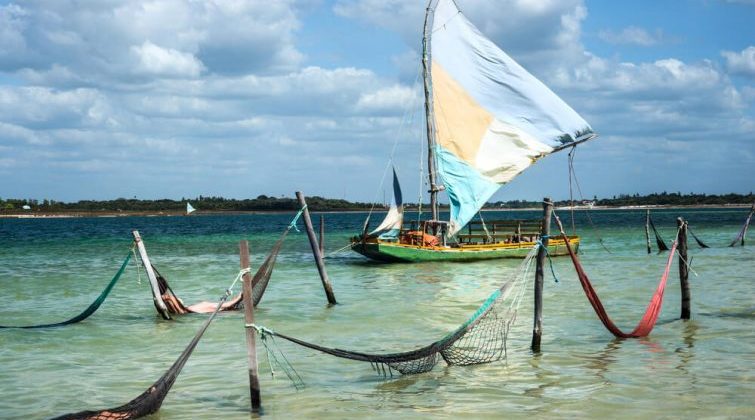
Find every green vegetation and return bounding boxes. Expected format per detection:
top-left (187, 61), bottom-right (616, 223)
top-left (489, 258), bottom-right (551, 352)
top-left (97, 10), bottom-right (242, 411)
top-left (1, 192), bottom-right (752, 214)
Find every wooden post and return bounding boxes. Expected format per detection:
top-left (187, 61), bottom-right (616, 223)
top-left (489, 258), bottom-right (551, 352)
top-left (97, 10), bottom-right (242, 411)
top-left (295, 191), bottom-right (337, 305)
top-left (240, 240), bottom-right (261, 412)
top-left (677, 218), bottom-right (690, 320)
top-left (531, 198), bottom-right (552, 352)
top-left (645, 210), bottom-right (652, 254)
top-left (132, 230), bottom-right (171, 320)
top-left (319, 214), bottom-right (325, 254)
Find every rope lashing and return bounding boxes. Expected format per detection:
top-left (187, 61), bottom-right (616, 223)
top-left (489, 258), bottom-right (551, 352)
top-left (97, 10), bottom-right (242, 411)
top-left (288, 204), bottom-right (307, 232)
top-left (536, 237), bottom-right (560, 283)
top-left (224, 267), bottom-right (251, 298)
top-left (246, 323), bottom-right (304, 389)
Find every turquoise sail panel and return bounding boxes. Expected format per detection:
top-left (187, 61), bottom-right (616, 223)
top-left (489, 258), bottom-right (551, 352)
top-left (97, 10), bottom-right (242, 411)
top-left (436, 146), bottom-right (499, 236)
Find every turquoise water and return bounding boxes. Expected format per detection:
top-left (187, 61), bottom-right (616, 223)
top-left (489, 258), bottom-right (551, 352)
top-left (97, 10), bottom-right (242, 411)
top-left (1, 209), bottom-right (753, 419)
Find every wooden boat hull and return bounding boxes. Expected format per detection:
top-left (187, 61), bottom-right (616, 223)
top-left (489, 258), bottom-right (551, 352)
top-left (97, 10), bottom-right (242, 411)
top-left (351, 236), bottom-right (580, 263)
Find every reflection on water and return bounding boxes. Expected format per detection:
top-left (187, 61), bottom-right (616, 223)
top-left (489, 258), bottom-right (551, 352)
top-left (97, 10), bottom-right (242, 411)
top-left (0, 208), bottom-right (754, 418)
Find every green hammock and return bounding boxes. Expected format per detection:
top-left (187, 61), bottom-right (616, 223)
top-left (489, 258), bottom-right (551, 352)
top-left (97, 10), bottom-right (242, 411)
top-left (0, 253), bottom-right (132, 329)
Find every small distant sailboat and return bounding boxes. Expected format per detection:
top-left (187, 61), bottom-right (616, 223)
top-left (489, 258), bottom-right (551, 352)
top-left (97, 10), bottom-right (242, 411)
top-left (351, 0), bottom-right (597, 262)
top-left (186, 202), bottom-right (196, 216)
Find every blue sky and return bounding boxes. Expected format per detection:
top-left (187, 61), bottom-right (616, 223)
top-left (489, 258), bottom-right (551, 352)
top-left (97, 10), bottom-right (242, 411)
top-left (0, 0), bottom-right (753, 203)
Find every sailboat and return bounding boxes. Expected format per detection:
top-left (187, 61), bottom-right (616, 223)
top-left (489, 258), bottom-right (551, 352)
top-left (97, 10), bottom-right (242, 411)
top-left (186, 202), bottom-right (196, 216)
top-left (351, 0), bottom-right (596, 263)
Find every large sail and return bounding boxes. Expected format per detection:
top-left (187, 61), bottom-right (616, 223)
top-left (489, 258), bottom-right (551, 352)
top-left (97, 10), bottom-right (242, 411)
top-left (186, 202), bottom-right (196, 215)
top-left (428, 0), bottom-right (594, 236)
top-left (369, 167), bottom-right (403, 239)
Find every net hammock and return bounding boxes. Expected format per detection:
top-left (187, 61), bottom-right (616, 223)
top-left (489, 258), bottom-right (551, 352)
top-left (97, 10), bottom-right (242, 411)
top-left (51, 270), bottom-right (244, 420)
top-left (0, 253), bottom-right (132, 329)
top-left (554, 214), bottom-right (678, 338)
top-left (647, 213), bottom-right (669, 252)
top-left (729, 204), bottom-right (754, 247)
top-left (146, 228), bottom-right (289, 315)
top-left (249, 245), bottom-right (539, 376)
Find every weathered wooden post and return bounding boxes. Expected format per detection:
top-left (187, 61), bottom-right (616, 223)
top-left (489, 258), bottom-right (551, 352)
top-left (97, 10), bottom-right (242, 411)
top-left (645, 210), bottom-right (652, 254)
top-left (132, 230), bottom-right (171, 320)
top-left (677, 218), bottom-right (690, 320)
top-left (295, 191), bottom-right (337, 305)
top-left (240, 240), bottom-right (261, 412)
top-left (319, 214), bottom-right (325, 254)
top-left (531, 198), bottom-right (552, 352)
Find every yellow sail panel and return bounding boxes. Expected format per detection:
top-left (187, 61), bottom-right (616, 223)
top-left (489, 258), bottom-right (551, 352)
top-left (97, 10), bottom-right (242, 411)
top-left (431, 61), bottom-right (493, 166)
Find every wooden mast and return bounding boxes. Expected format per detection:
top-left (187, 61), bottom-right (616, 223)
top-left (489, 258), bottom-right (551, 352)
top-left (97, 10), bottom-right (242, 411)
top-left (422, 0), bottom-right (439, 222)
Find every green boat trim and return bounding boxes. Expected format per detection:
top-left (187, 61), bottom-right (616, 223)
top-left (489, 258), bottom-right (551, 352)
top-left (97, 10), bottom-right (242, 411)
top-left (351, 236), bottom-right (580, 263)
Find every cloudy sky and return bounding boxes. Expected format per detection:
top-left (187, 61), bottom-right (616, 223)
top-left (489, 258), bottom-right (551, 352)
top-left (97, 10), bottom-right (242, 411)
top-left (1, 0), bottom-right (753, 203)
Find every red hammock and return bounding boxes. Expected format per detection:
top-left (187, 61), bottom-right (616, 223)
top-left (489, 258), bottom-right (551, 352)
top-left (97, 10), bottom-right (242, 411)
top-left (554, 216), bottom-right (678, 338)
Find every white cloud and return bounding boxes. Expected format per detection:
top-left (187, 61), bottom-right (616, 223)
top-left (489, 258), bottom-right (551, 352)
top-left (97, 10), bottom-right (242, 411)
top-left (598, 26), bottom-right (665, 46)
top-left (722, 46), bottom-right (755, 77)
top-left (131, 41), bottom-right (205, 78)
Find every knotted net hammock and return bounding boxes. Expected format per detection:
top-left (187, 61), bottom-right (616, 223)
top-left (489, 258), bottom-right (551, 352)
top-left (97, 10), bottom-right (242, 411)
top-left (52, 218), bottom-right (299, 419)
top-left (0, 253), bottom-right (132, 329)
top-left (555, 214), bottom-right (678, 338)
top-left (250, 245), bottom-right (538, 376)
top-left (729, 205), bottom-right (754, 247)
top-left (146, 228), bottom-right (288, 315)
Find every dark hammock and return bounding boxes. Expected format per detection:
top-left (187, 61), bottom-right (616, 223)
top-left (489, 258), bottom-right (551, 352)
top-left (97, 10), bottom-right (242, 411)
top-left (555, 215), bottom-right (677, 338)
top-left (729, 205), bottom-right (754, 247)
top-left (262, 279), bottom-right (516, 375)
top-left (0, 253), bottom-right (132, 329)
top-left (52, 290), bottom-right (228, 419)
top-left (149, 229), bottom-right (288, 315)
top-left (648, 214), bottom-right (669, 252)
top-left (250, 246), bottom-right (538, 375)
top-left (689, 228), bottom-right (710, 249)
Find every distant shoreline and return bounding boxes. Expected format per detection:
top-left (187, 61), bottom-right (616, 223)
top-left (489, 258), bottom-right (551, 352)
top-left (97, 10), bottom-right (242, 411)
top-left (1, 203), bottom-right (751, 219)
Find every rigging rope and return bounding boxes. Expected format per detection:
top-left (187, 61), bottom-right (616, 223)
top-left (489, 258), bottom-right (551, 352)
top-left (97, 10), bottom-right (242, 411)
top-left (566, 147), bottom-right (612, 253)
top-left (554, 214), bottom-right (678, 338)
top-left (247, 246), bottom-right (539, 376)
top-left (0, 253), bottom-right (132, 329)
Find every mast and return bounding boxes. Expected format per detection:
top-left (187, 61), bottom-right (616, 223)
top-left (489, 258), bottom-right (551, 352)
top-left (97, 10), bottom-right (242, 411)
top-left (422, 0), bottom-right (439, 222)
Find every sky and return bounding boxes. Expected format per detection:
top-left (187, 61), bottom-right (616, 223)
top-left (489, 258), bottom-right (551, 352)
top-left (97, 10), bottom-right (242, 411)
top-left (0, 0), bottom-right (753, 203)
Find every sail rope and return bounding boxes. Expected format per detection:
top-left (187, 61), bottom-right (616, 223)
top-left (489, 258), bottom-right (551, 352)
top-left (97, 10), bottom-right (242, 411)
top-left (553, 214), bottom-right (678, 338)
top-left (0, 252), bottom-right (132, 329)
top-left (566, 147), bottom-right (612, 253)
top-left (477, 211), bottom-right (493, 242)
top-left (52, 268), bottom-right (248, 420)
top-left (246, 245), bottom-right (538, 377)
top-left (363, 65), bottom-right (424, 233)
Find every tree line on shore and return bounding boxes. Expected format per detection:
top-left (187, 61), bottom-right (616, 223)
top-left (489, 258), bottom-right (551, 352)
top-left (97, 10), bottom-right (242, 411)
top-left (1, 191), bottom-right (752, 213)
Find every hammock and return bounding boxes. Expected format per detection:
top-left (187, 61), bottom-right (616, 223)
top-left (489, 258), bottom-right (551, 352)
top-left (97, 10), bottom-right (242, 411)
top-left (555, 215), bottom-right (677, 338)
top-left (148, 228), bottom-right (288, 315)
top-left (729, 205), bottom-right (754, 247)
top-left (0, 253), bottom-right (132, 329)
top-left (689, 228), bottom-right (709, 249)
top-left (648, 214), bottom-right (669, 252)
top-left (52, 283), bottom-right (232, 420)
top-left (250, 246), bottom-right (538, 375)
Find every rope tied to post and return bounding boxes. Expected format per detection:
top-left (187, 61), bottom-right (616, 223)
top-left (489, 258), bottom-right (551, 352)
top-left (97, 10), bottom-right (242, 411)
top-left (247, 323), bottom-right (305, 389)
top-left (288, 204), bottom-right (307, 232)
top-left (535, 237), bottom-right (560, 283)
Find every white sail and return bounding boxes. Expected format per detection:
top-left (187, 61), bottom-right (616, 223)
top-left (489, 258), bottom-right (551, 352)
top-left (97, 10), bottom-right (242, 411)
top-left (428, 0), bottom-right (594, 236)
top-left (369, 167), bottom-right (403, 239)
top-left (186, 202), bottom-right (196, 215)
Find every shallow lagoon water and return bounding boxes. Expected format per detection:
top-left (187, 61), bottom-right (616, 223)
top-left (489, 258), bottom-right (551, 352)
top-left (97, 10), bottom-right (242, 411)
top-left (1, 208), bottom-right (753, 419)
